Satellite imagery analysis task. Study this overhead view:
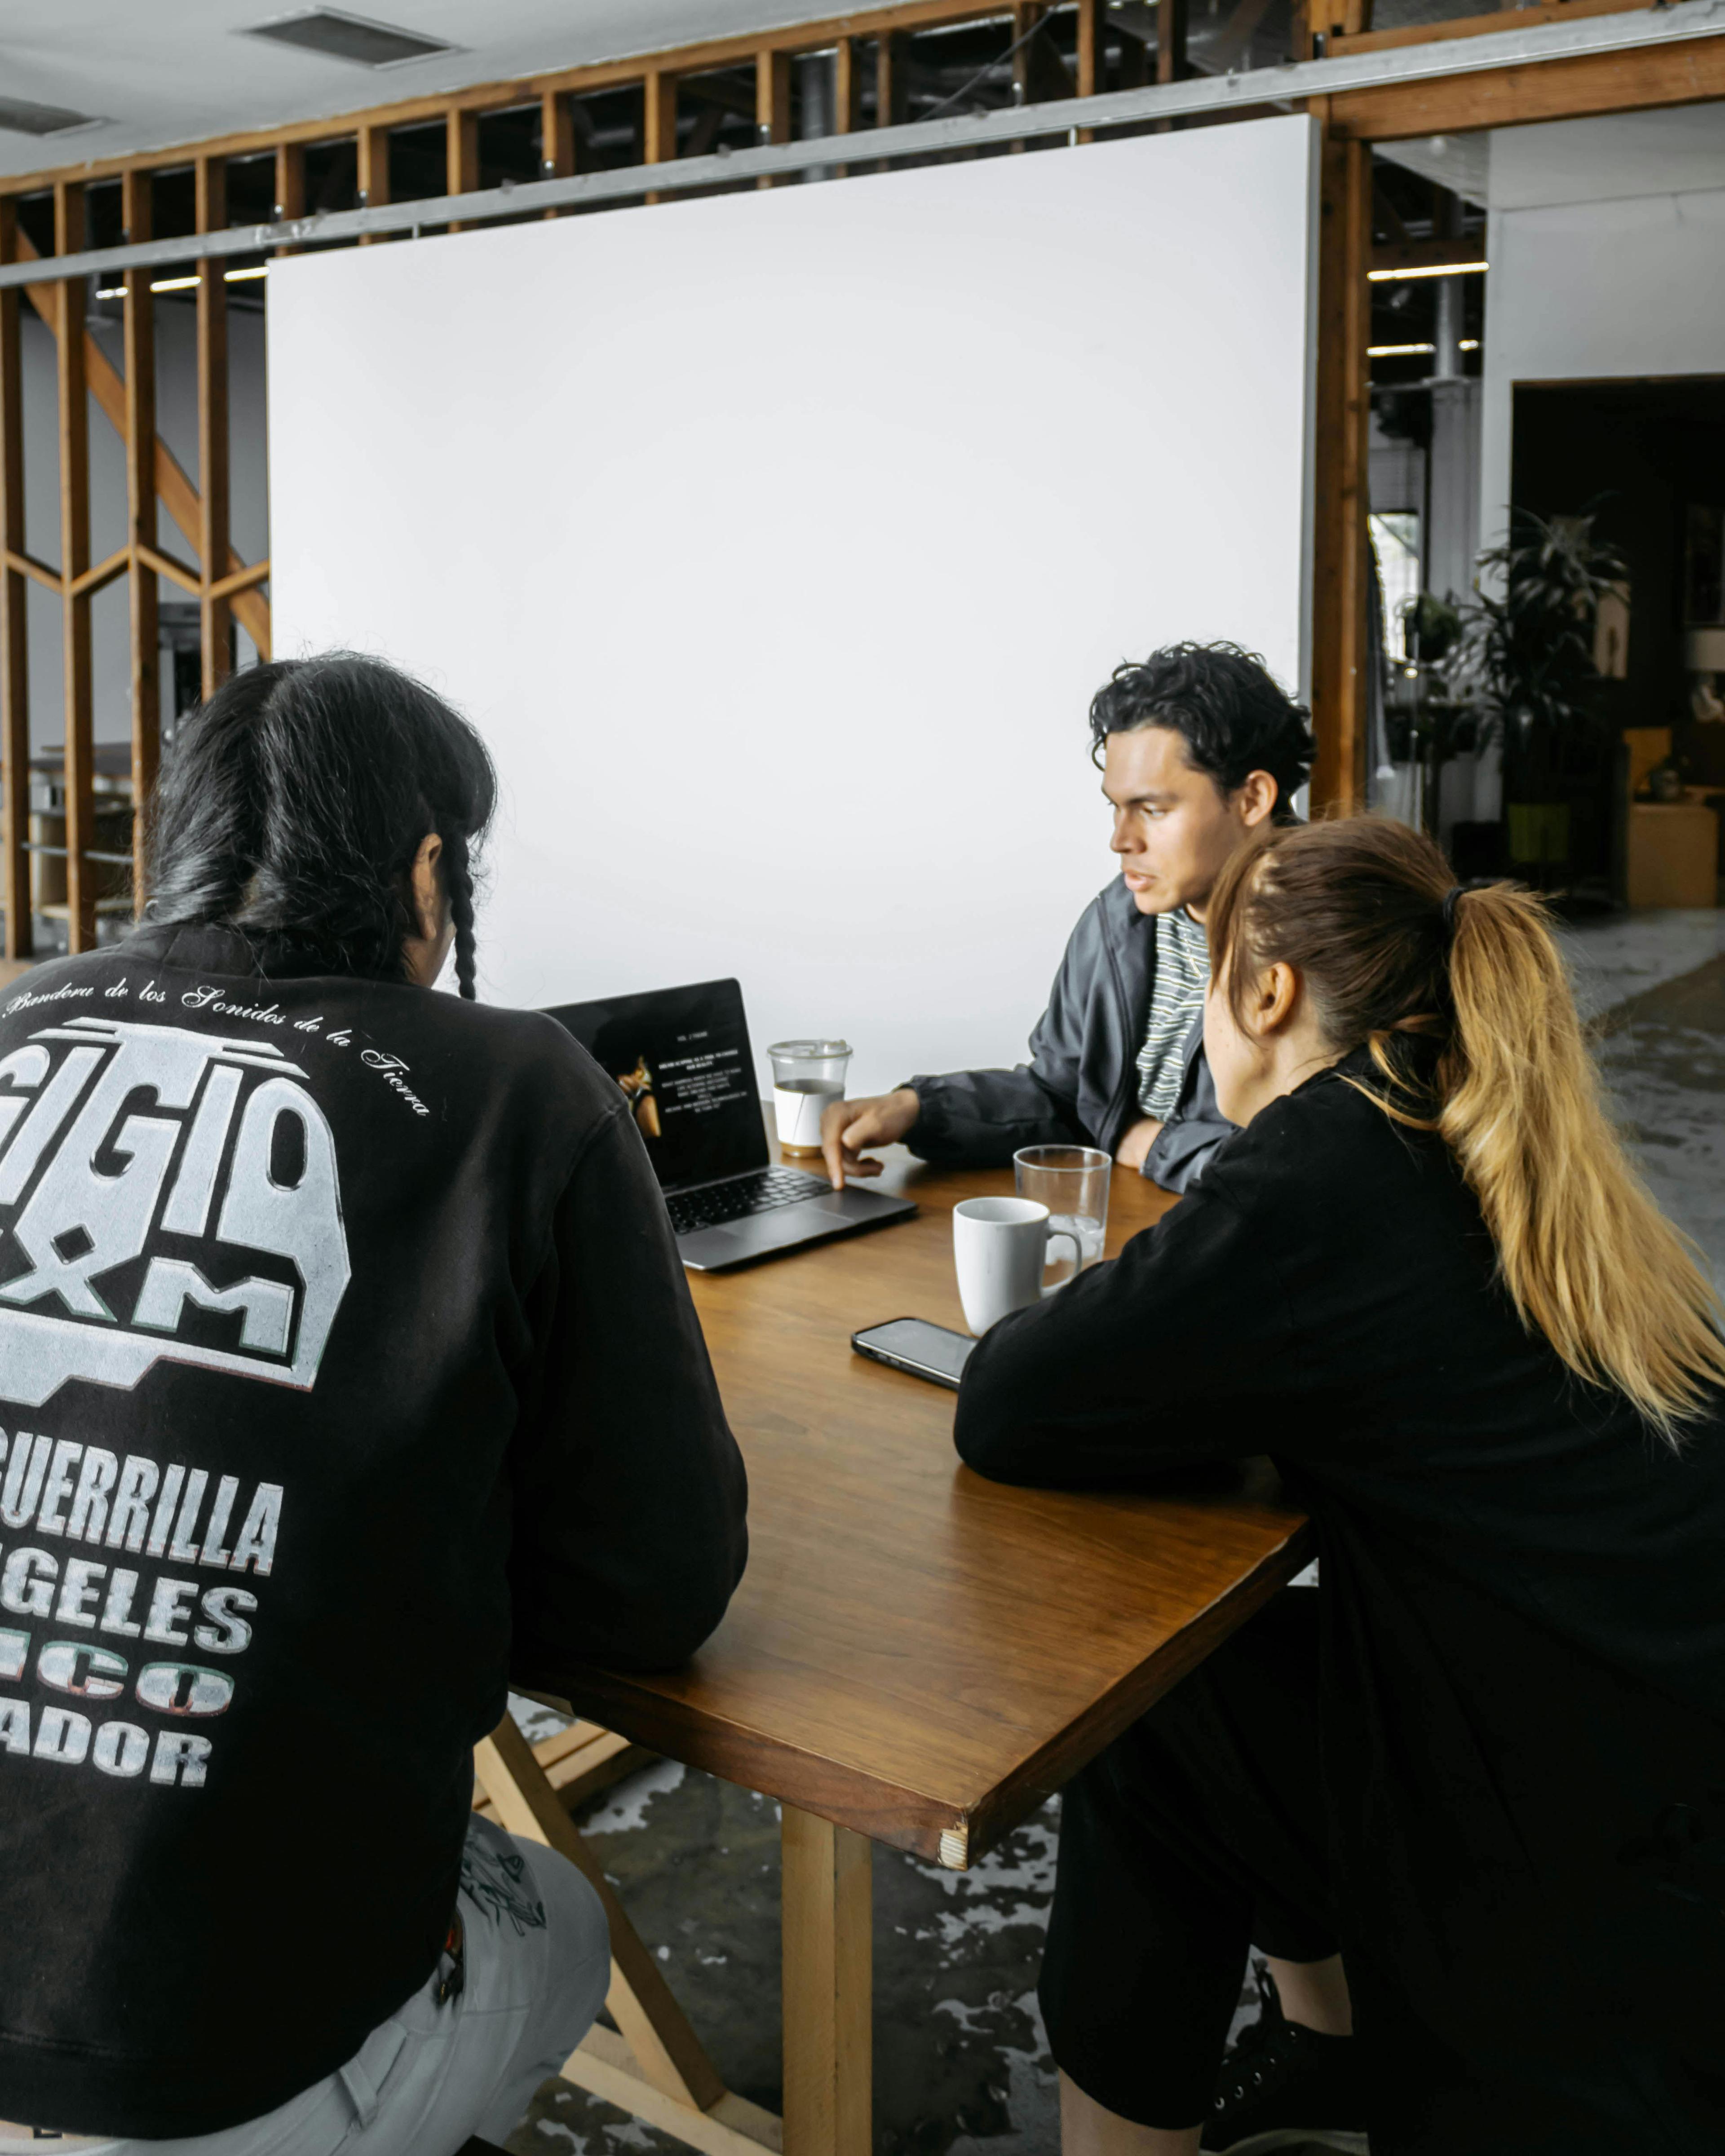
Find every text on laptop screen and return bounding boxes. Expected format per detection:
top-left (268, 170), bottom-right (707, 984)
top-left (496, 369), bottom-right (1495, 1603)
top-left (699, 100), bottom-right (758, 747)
top-left (543, 979), bottom-right (768, 1193)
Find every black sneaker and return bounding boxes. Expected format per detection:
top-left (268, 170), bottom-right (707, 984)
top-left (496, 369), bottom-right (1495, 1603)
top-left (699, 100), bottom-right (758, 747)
top-left (1201, 1967), bottom-right (1370, 2155)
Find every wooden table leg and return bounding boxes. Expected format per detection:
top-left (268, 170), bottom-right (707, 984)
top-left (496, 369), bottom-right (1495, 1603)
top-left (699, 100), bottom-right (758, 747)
top-left (781, 1806), bottom-right (872, 2156)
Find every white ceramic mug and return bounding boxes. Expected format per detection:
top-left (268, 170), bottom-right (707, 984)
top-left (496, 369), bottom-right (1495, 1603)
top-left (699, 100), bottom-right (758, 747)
top-left (952, 1197), bottom-right (1083, 1336)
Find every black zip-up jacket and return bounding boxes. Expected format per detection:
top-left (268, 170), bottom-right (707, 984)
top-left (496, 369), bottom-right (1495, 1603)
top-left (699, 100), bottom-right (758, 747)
top-left (0, 924), bottom-right (747, 2139)
top-left (956, 1056), bottom-right (1725, 2136)
top-left (902, 877), bottom-right (1231, 1193)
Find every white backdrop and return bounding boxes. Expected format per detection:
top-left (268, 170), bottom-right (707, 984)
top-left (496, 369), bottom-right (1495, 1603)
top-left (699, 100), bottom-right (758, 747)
top-left (270, 116), bottom-right (1318, 1096)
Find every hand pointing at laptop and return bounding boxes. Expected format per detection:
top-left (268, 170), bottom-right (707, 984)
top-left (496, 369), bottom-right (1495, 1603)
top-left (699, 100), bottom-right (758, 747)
top-left (821, 1088), bottom-right (921, 1190)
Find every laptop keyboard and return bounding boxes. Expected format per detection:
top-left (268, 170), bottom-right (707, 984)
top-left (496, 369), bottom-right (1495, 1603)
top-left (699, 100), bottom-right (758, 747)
top-left (667, 1166), bottom-right (833, 1237)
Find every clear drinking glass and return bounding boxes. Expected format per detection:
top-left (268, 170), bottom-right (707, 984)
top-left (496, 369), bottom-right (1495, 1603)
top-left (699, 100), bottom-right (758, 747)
top-left (767, 1039), bottom-right (852, 1155)
top-left (1013, 1144), bottom-right (1111, 1289)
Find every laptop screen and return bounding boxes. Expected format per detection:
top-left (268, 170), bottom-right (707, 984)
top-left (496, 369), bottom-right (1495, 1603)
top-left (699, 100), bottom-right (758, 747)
top-left (543, 978), bottom-right (769, 1195)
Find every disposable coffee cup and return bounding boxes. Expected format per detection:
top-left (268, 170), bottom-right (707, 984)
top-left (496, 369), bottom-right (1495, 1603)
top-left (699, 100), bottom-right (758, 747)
top-left (768, 1039), bottom-right (852, 1155)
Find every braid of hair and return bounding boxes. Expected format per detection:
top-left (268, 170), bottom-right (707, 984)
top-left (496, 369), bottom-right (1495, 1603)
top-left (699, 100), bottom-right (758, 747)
top-left (446, 830), bottom-right (478, 1001)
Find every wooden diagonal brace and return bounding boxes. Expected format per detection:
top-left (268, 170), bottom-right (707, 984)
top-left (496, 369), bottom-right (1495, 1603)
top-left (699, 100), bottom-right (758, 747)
top-left (474, 1713), bottom-right (728, 2116)
top-left (13, 231), bottom-right (271, 658)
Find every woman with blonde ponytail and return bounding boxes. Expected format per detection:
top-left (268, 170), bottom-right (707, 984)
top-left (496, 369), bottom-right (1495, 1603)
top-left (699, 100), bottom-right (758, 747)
top-left (955, 816), bottom-right (1725, 2156)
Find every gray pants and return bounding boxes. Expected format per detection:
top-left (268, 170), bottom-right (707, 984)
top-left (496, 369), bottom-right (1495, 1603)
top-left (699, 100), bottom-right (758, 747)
top-left (39, 1818), bottom-right (611, 2156)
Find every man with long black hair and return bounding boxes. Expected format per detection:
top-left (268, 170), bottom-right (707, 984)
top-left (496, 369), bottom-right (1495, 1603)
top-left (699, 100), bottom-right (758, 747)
top-left (0, 654), bottom-right (747, 2154)
top-left (820, 643), bottom-right (1314, 1193)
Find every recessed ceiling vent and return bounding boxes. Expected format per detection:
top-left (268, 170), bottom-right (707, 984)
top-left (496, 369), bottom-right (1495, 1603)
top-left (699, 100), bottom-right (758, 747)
top-left (242, 8), bottom-right (460, 68)
top-left (0, 96), bottom-right (105, 138)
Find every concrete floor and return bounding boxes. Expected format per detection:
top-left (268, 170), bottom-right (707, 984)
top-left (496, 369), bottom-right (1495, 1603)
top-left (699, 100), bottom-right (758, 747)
top-left (505, 909), bottom-right (1725, 2156)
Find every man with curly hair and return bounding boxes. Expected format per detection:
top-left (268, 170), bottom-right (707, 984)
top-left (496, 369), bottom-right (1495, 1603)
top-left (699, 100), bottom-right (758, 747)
top-left (820, 643), bottom-right (1314, 1194)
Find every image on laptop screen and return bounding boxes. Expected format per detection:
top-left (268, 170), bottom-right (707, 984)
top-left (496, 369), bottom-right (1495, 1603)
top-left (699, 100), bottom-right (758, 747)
top-left (544, 979), bottom-right (769, 1194)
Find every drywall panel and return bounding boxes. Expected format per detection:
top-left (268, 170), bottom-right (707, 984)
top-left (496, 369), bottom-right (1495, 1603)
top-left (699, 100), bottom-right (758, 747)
top-left (270, 118), bottom-right (1318, 1095)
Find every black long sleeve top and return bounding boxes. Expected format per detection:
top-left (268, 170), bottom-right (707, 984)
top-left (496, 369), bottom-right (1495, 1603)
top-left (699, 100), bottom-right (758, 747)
top-left (0, 923), bottom-right (746, 2138)
top-left (955, 1054), bottom-right (1725, 2084)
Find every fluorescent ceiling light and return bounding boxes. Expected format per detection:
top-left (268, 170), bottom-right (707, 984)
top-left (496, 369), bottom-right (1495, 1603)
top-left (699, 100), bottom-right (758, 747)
top-left (242, 8), bottom-right (459, 67)
top-left (1368, 260), bottom-right (1488, 282)
top-left (96, 266), bottom-right (270, 299)
top-left (0, 95), bottom-right (106, 138)
top-left (1369, 338), bottom-right (1483, 359)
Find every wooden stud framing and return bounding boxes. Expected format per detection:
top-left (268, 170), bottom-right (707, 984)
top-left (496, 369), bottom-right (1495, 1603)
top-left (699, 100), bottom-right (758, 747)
top-left (1076, 0), bottom-right (1105, 137)
top-left (1157, 0), bottom-right (1189, 81)
top-left (0, 198), bottom-right (26, 959)
top-left (357, 121), bottom-right (391, 243)
top-left (195, 157), bottom-right (231, 706)
top-left (122, 168), bottom-right (158, 912)
top-left (541, 86), bottom-right (577, 195)
top-left (645, 69), bottom-right (679, 203)
top-left (55, 181), bottom-right (95, 953)
top-left (273, 140), bottom-right (305, 257)
top-left (447, 108), bottom-right (480, 230)
top-left (757, 46), bottom-right (793, 188)
top-left (834, 37), bottom-right (862, 134)
top-left (1309, 118), bottom-right (1372, 813)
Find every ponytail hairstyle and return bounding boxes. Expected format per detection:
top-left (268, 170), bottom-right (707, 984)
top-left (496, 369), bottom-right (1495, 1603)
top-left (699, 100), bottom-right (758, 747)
top-left (145, 653), bottom-right (497, 998)
top-left (1206, 815), bottom-right (1725, 1446)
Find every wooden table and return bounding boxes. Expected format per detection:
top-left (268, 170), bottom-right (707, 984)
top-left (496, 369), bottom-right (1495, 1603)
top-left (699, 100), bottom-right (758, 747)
top-left (478, 1126), bottom-right (1312, 2156)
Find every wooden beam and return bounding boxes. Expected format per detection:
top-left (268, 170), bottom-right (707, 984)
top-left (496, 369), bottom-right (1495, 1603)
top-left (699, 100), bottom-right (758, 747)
top-left (645, 69), bottom-right (679, 203)
top-left (273, 141), bottom-right (305, 258)
top-left (756, 48), bottom-right (792, 188)
top-left (758, 49), bottom-right (793, 138)
top-left (1076, 0), bottom-right (1106, 137)
top-left (356, 122), bottom-right (391, 244)
top-left (1334, 0), bottom-right (1651, 56)
top-left (134, 540), bottom-right (203, 599)
top-left (1309, 119), bottom-right (1371, 814)
top-left (55, 181), bottom-right (96, 954)
top-left (475, 1713), bottom-right (728, 2116)
top-left (195, 157), bottom-right (231, 702)
top-left (0, 197), bottom-right (28, 960)
top-left (68, 546), bottom-right (130, 601)
top-left (122, 167), bottom-right (158, 914)
top-left (446, 108), bottom-right (480, 231)
top-left (3, 549), bottom-right (61, 595)
top-left (1330, 24), bottom-right (1725, 136)
top-left (470, 1719), bottom-right (652, 1822)
top-left (565, 2025), bottom-right (782, 2156)
top-left (782, 1807), bottom-right (871, 2156)
top-left (1155, 0), bottom-right (1187, 129)
top-left (876, 30), bottom-right (909, 129)
top-left (1158, 0), bottom-right (1189, 80)
top-left (541, 87), bottom-right (577, 221)
top-left (835, 35), bottom-right (864, 133)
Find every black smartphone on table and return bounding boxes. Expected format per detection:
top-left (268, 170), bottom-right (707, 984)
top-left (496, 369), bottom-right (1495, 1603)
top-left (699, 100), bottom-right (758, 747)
top-left (851, 1317), bottom-right (975, 1391)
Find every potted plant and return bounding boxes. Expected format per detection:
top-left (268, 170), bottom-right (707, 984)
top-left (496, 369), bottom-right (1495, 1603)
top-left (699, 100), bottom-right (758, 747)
top-left (1446, 508), bottom-right (1627, 884)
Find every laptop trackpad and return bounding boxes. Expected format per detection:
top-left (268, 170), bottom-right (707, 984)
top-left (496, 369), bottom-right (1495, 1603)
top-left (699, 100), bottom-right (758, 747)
top-left (681, 1192), bottom-right (858, 1269)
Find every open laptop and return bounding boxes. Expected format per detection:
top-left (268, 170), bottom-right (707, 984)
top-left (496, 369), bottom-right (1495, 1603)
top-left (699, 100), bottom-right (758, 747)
top-left (544, 978), bottom-right (916, 1270)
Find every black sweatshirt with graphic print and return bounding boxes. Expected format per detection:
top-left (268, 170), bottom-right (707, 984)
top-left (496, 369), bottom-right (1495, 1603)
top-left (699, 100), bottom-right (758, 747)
top-left (0, 924), bottom-right (748, 2138)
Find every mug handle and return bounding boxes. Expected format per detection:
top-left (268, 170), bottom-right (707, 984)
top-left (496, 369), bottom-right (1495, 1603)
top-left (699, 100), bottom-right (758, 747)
top-left (1040, 1227), bottom-right (1084, 1295)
